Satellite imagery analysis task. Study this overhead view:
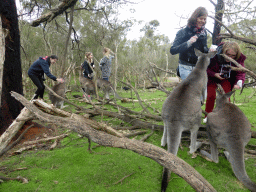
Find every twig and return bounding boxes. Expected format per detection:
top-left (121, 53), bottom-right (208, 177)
top-left (113, 172), bottom-right (135, 185)
top-left (140, 129), bottom-right (154, 142)
top-left (124, 130), bottom-right (147, 138)
top-left (22, 133), bottom-right (69, 145)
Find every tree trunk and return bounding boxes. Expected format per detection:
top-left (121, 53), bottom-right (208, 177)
top-left (62, 5), bottom-right (74, 76)
top-left (0, 16), bottom-right (5, 107)
top-left (0, 0), bottom-right (23, 134)
top-left (212, 0), bottom-right (224, 45)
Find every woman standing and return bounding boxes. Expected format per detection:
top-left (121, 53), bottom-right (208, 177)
top-left (28, 55), bottom-right (64, 100)
top-left (99, 47), bottom-right (115, 81)
top-left (170, 7), bottom-right (210, 80)
top-left (81, 52), bottom-right (95, 80)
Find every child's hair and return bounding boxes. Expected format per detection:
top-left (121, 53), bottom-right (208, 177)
top-left (222, 41), bottom-right (242, 60)
top-left (187, 7), bottom-right (208, 27)
top-left (85, 52), bottom-right (93, 63)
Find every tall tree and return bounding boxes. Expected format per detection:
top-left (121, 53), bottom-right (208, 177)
top-left (0, 0), bottom-right (23, 134)
top-left (212, 0), bottom-right (224, 45)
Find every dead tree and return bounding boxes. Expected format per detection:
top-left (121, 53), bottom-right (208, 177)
top-left (0, 0), bottom-right (23, 134)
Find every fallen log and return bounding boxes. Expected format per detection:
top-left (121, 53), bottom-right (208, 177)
top-left (10, 91), bottom-right (216, 192)
top-left (0, 107), bottom-right (33, 154)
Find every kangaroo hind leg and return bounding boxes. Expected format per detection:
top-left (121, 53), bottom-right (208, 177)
top-left (189, 125), bottom-right (201, 154)
top-left (167, 122), bottom-right (183, 156)
top-left (161, 120), bottom-right (168, 147)
top-left (200, 140), bottom-right (219, 163)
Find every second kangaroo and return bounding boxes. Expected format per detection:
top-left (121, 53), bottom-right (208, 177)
top-left (200, 86), bottom-right (256, 192)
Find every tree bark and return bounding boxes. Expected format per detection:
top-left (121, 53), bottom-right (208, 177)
top-left (10, 91), bottom-right (216, 192)
top-left (0, 16), bottom-right (5, 107)
top-left (0, 0), bottom-right (23, 134)
top-left (0, 107), bottom-right (32, 154)
top-left (212, 0), bottom-right (224, 45)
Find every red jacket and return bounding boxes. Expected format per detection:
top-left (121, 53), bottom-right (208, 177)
top-left (207, 52), bottom-right (246, 88)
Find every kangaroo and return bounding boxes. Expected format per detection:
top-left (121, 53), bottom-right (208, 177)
top-left (161, 49), bottom-right (216, 192)
top-left (96, 79), bottom-right (122, 100)
top-left (79, 68), bottom-right (96, 98)
top-left (200, 86), bottom-right (256, 192)
top-left (48, 79), bottom-right (66, 109)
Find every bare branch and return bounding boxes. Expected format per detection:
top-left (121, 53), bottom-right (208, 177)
top-left (31, 0), bottom-right (78, 27)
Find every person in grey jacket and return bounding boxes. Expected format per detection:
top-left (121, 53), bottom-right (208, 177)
top-left (28, 55), bottom-right (64, 100)
top-left (170, 7), bottom-right (210, 80)
top-left (99, 47), bottom-right (115, 81)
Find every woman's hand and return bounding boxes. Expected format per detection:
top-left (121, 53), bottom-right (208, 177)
top-left (234, 80), bottom-right (242, 89)
top-left (214, 73), bottom-right (225, 80)
top-left (188, 35), bottom-right (198, 45)
top-left (57, 78), bottom-right (64, 83)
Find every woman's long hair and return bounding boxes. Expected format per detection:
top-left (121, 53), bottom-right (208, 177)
top-left (187, 7), bottom-right (208, 27)
top-left (103, 47), bottom-right (111, 58)
top-left (85, 52), bottom-right (93, 63)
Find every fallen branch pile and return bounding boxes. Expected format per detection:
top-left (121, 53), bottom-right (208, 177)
top-left (3, 91), bottom-right (216, 192)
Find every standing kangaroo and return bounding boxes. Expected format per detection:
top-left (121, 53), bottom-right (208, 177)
top-left (161, 49), bottom-right (216, 192)
top-left (48, 79), bottom-right (66, 108)
top-left (96, 79), bottom-right (122, 100)
top-left (79, 68), bottom-right (96, 98)
top-left (200, 87), bottom-right (256, 192)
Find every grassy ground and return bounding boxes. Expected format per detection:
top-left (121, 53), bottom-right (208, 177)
top-left (0, 87), bottom-right (255, 192)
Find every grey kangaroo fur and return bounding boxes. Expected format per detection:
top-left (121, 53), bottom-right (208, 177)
top-left (200, 86), bottom-right (256, 192)
top-left (96, 79), bottom-right (122, 100)
top-left (79, 68), bottom-right (96, 98)
top-left (48, 79), bottom-right (66, 109)
top-left (161, 49), bottom-right (216, 192)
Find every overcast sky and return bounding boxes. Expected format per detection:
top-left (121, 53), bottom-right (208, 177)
top-left (117, 0), bottom-right (216, 42)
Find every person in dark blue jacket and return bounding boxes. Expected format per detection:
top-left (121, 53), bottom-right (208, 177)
top-left (81, 52), bottom-right (95, 80)
top-left (28, 55), bottom-right (64, 100)
top-left (170, 7), bottom-right (211, 80)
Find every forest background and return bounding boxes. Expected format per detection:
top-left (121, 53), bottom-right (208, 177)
top-left (17, 0), bottom-right (256, 99)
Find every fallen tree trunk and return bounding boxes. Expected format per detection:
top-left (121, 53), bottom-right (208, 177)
top-left (0, 107), bottom-right (33, 154)
top-left (10, 91), bottom-right (216, 192)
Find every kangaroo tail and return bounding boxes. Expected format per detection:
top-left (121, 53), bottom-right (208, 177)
top-left (228, 146), bottom-right (256, 192)
top-left (161, 167), bottom-right (169, 192)
top-left (114, 92), bottom-right (122, 99)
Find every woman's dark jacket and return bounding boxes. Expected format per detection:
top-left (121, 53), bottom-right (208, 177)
top-left (170, 26), bottom-right (209, 66)
top-left (81, 60), bottom-right (94, 78)
top-left (207, 43), bottom-right (246, 88)
top-left (28, 57), bottom-right (57, 81)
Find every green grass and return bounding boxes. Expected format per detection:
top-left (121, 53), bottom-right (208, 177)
top-left (0, 87), bottom-right (256, 192)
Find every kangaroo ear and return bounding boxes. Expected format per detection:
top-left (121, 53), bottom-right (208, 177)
top-left (208, 51), bottom-right (217, 58)
top-left (225, 90), bottom-right (236, 98)
top-left (194, 48), bottom-right (202, 57)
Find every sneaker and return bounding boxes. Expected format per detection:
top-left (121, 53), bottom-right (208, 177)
top-left (203, 117), bottom-right (207, 123)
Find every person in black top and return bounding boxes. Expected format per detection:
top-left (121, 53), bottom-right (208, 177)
top-left (81, 52), bottom-right (95, 80)
top-left (28, 55), bottom-right (64, 100)
top-left (170, 7), bottom-right (212, 80)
